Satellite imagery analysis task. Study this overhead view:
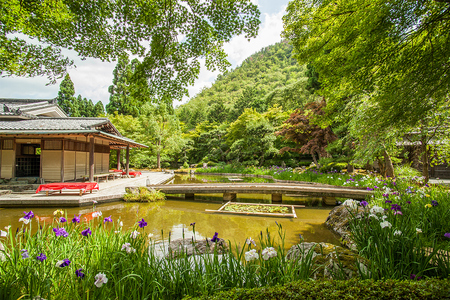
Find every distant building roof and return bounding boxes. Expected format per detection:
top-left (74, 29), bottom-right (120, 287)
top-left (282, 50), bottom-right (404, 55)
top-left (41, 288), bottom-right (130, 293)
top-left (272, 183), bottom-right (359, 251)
top-left (0, 99), bottom-right (147, 148)
top-left (0, 98), bottom-right (66, 118)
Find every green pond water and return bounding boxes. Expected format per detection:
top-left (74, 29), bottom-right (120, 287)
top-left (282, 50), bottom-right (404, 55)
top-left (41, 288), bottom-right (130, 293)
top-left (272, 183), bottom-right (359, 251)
top-left (0, 174), bottom-right (340, 249)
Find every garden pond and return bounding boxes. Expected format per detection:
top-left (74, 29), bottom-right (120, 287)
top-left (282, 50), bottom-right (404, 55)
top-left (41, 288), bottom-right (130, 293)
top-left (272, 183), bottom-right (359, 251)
top-left (0, 174), bottom-right (340, 249)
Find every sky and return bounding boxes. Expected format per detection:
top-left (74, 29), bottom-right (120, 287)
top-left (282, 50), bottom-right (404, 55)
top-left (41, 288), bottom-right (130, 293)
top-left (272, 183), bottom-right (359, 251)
top-left (0, 0), bottom-right (291, 108)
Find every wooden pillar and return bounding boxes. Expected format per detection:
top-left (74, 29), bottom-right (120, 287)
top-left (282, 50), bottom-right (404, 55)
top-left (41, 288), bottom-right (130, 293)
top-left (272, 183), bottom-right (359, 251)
top-left (12, 139), bottom-right (16, 178)
top-left (89, 137), bottom-right (95, 182)
top-left (116, 149), bottom-right (121, 170)
top-left (322, 197), bottom-right (336, 206)
top-left (223, 193), bottom-right (236, 202)
top-left (125, 144), bottom-right (130, 176)
top-left (61, 139), bottom-right (65, 182)
top-left (272, 193), bottom-right (282, 203)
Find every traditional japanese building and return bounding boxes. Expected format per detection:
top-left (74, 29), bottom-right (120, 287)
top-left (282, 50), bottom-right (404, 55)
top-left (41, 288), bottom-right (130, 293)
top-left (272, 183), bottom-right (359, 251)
top-left (0, 98), bottom-right (146, 182)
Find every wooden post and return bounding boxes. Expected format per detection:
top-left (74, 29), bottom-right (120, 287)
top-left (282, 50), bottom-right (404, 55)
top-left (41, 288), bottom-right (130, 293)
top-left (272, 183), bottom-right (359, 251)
top-left (322, 196), bottom-right (336, 206)
top-left (89, 137), bottom-right (95, 182)
top-left (61, 139), bottom-right (65, 182)
top-left (125, 144), bottom-right (130, 176)
top-left (116, 149), bottom-right (121, 170)
top-left (272, 193), bottom-right (282, 203)
top-left (223, 193), bottom-right (236, 202)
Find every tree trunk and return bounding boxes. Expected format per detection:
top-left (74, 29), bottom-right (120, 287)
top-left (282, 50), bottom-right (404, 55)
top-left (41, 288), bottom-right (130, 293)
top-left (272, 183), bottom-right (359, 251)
top-left (376, 157), bottom-right (386, 177)
top-left (421, 138), bottom-right (429, 183)
top-left (311, 151), bottom-right (319, 167)
top-left (383, 149), bottom-right (394, 178)
top-left (157, 140), bottom-right (161, 169)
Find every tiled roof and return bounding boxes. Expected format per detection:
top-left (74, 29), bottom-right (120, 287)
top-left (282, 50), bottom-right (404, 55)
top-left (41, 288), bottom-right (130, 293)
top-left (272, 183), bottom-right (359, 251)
top-left (0, 118), bottom-right (109, 131)
top-left (0, 98), bottom-right (57, 115)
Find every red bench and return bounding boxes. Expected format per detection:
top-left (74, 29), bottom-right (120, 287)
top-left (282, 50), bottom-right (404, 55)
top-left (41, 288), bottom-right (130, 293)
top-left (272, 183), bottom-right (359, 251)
top-left (36, 182), bottom-right (100, 196)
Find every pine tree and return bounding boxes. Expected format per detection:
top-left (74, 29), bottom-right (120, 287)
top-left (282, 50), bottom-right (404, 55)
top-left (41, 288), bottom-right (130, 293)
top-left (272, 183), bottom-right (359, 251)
top-left (93, 102), bottom-right (105, 117)
top-left (106, 56), bottom-right (146, 117)
top-left (57, 74), bottom-right (76, 116)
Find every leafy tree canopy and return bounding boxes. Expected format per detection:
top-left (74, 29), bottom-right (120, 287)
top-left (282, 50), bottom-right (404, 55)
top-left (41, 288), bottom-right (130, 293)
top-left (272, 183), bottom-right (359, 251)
top-left (277, 100), bottom-right (337, 166)
top-left (1, 0), bottom-right (260, 102)
top-left (283, 0), bottom-right (450, 128)
top-left (177, 41), bottom-right (316, 130)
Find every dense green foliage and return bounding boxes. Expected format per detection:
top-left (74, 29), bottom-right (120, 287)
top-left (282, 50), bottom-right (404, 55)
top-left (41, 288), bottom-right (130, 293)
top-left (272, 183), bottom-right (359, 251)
top-left (176, 41), bottom-right (317, 130)
top-left (106, 56), bottom-right (150, 117)
top-left (281, 0), bottom-right (450, 180)
top-left (174, 41), bottom-right (329, 168)
top-left (189, 278), bottom-right (450, 300)
top-left (283, 0), bottom-right (450, 128)
top-left (1, 0), bottom-right (260, 101)
top-left (56, 74), bottom-right (105, 117)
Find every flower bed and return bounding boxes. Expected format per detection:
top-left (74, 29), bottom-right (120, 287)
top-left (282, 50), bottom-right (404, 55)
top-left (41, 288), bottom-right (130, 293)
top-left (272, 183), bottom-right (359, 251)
top-left (223, 203), bottom-right (290, 214)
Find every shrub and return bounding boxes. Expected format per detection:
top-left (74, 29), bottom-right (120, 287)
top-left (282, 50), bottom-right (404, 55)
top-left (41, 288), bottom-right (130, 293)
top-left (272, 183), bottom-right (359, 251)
top-left (394, 164), bottom-right (422, 179)
top-left (123, 187), bottom-right (165, 202)
top-left (189, 278), bottom-right (450, 300)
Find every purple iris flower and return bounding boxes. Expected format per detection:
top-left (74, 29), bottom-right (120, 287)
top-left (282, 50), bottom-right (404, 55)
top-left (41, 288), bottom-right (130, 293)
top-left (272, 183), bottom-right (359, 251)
top-left (366, 188), bottom-right (374, 191)
top-left (81, 228), bottom-right (92, 237)
top-left (104, 216), bottom-right (113, 223)
top-left (385, 200), bottom-right (392, 204)
top-left (138, 219), bottom-right (147, 228)
top-left (211, 232), bottom-right (219, 242)
top-left (53, 227), bottom-right (68, 237)
top-left (391, 204), bottom-right (401, 211)
top-left (59, 217), bottom-right (67, 223)
top-left (23, 211), bottom-right (34, 220)
top-left (382, 193), bottom-right (389, 198)
top-left (21, 249), bottom-right (29, 259)
top-left (444, 233), bottom-right (450, 239)
top-left (406, 201), bottom-right (411, 204)
top-left (72, 215), bottom-right (80, 223)
top-left (75, 268), bottom-right (85, 279)
top-left (59, 259), bottom-right (71, 267)
top-left (190, 222), bottom-right (196, 226)
top-left (431, 200), bottom-right (438, 207)
top-left (360, 201), bottom-right (368, 207)
top-left (36, 253), bottom-right (47, 262)
top-left (410, 274), bottom-right (422, 280)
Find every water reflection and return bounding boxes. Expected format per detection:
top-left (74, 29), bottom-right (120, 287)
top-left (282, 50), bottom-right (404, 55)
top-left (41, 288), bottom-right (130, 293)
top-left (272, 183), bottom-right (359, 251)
top-left (0, 200), bottom-right (339, 249)
top-left (0, 174), bottom-right (340, 249)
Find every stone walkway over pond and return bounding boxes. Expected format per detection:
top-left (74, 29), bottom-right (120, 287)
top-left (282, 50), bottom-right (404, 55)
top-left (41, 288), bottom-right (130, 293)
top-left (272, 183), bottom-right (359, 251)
top-left (137, 182), bottom-right (373, 204)
top-left (0, 171), bottom-right (173, 208)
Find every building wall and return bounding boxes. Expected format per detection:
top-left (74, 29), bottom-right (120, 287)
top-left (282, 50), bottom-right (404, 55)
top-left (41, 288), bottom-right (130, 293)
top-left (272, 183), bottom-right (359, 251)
top-left (41, 150), bottom-right (62, 181)
top-left (1, 136), bottom-right (114, 181)
top-left (64, 151), bottom-right (76, 181)
top-left (0, 150), bottom-right (14, 178)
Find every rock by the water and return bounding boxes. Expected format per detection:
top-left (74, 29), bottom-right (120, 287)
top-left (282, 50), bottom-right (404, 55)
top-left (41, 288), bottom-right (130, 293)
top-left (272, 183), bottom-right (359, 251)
top-left (286, 242), bottom-right (369, 279)
top-left (167, 238), bottom-right (228, 258)
top-left (325, 200), bottom-right (365, 250)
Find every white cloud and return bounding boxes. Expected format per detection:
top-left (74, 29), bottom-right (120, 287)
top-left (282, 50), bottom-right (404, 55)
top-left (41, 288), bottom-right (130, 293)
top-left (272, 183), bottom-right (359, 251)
top-left (224, 10), bottom-right (285, 66)
top-left (69, 58), bottom-right (115, 106)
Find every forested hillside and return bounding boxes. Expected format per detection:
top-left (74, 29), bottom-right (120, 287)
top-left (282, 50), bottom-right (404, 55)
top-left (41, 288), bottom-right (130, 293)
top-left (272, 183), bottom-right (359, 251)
top-left (176, 41), bottom-right (316, 130)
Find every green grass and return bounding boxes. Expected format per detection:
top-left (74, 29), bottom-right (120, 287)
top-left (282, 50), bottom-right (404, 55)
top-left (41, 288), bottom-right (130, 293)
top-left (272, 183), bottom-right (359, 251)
top-left (0, 217), bottom-right (318, 299)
